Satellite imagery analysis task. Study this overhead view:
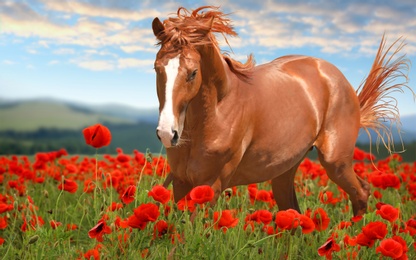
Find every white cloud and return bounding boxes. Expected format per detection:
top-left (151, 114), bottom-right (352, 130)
top-left (42, 0), bottom-right (161, 20)
top-left (120, 45), bottom-right (158, 54)
top-left (48, 60), bottom-right (59, 65)
top-left (53, 48), bottom-right (76, 55)
top-left (3, 60), bottom-right (16, 65)
top-left (76, 60), bottom-right (114, 71)
top-left (117, 58), bottom-right (153, 69)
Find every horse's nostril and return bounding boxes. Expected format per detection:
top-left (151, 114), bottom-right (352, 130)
top-left (156, 129), bottom-right (161, 141)
top-left (171, 130), bottom-right (179, 146)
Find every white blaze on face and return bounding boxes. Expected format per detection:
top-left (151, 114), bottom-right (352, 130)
top-left (157, 55), bottom-right (180, 147)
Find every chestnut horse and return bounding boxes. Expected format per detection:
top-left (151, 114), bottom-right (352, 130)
top-left (152, 6), bottom-right (410, 216)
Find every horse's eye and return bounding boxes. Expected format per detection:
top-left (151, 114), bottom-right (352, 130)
top-left (187, 69), bottom-right (198, 82)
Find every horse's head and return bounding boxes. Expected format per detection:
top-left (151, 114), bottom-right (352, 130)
top-left (152, 17), bottom-right (206, 148)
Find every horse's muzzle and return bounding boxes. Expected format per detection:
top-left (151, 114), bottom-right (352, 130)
top-left (156, 128), bottom-right (179, 147)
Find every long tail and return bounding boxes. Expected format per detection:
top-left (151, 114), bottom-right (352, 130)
top-left (357, 35), bottom-right (414, 152)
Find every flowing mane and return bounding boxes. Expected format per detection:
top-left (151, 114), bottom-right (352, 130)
top-left (155, 6), bottom-right (254, 80)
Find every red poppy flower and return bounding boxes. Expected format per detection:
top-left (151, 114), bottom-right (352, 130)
top-left (370, 173), bottom-right (401, 189)
top-left (318, 237), bottom-right (341, 259)
top-left (246, 210), bottom-right (273, 225)
top-left (299, 214), bottom-right (315, 234)
top-left (66, 224), bottom-right (78, 230)
top-left (362, 221), bottom-right (388, 240)
top-left (50, 220), bottom-right (62, 229)
top-left (406, 218), bottom-right (416, 236)
top-left (318, 191), bottom-right (340, 205)
top-left (255, 190), bottom-right (272, 202)
top-left (58, 179), bottom-right (78, 193)
top-left (0, 216), bottom-right (7, 229)
top-left (177, 195), bottom-right (196, 212)
top-left (120, 185), bottom-right (136, 204)
top-left (153, 220), bottom-right (174, 239)
top-left (148, 185), bottom-right (171, 204)
top-left (127, 214), bottom-right (147, 230)
top-left (88, 219), bottom-right (112, 242)
top-left (133, 203), bottom-right (160, 223)
top-left (0, 203), bottom-right (13, 214)
top-left (356, 233), bottom-right (375, 247)
top-left (190, 185), bottom-right (214, 204)
top-left (309, 208), bottom-right (330, 231)
top-left (275, 209), bottom-right (300, 231)
top-left (0, 237), bottom-right (4, 245)
top-left (213, 210), bottom-right (239, 233)
top-left (336, 221), bottom-right (352, 230)
top-left (108, 202), bottom-right (123, 211)
top-left (376, 204), bottom-right (399, 223)
top-left (82, 124), bottom-right (112, 149)
top-left (84, 248), bottom-right (100, 260)
top-left (376, 238), bottom-right (404, 259)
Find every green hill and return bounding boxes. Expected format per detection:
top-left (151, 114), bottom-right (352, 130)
top-left (0, 101), bottom-right (135, 131)
top-left (0, 100), bottom-right (162, 155)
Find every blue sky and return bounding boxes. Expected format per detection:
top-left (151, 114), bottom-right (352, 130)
top-left (1, 0), bottom-right (415, 115)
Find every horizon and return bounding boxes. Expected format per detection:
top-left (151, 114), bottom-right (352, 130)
top-left (1, 1), bottom-right (416, 116)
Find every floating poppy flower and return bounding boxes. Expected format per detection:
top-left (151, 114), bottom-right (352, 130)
top-left (88, 219), bottom-right (112, 242)
top-left (213, 210), bottom-right (239, 233)
top-left (376, 204), bottom-right (399, 223)
top-left (318, 237), bottom-right (341, 259)
top-left (376, 238), bottom-right (404, 259)
top-left (190, 185), bottom-right (214, 204)
top-left (82, 124), bottom-right (112, 149)
top-left (120, 185), bottom-right (136, 204)
top-left (148, 185), bottom-right (171, 204)
top-left (58, 179), bottom-right (78, 193)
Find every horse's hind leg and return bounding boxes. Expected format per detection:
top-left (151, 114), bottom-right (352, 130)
top-left (315, 130), bottom-right (370, 216)
top-left (271, 163), bottom-right (301, 213)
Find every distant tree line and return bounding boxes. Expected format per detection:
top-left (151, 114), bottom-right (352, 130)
top-left (0, 122), bottom-right (415, 161)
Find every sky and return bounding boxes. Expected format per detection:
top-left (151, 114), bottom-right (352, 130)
top-left (1, 0), bottom-right (416, 116)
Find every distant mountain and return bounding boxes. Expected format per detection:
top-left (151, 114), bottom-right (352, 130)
top-left (69, 102), bottom-right (158, 123)
top-left (356, 114), bottom-right (416, 144)
top-left (0, 98), bottom-right (162, 154)
top-left (0, 98), bottom-right (159, 131)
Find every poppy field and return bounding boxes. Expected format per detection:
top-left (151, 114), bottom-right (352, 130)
top-left (0, 124), bottom-right (415, 259)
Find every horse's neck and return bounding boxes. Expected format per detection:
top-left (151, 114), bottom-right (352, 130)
top-left (199, 45), bottom-right (230, 102)
top-left (185, 45), bottom-right (233, 131)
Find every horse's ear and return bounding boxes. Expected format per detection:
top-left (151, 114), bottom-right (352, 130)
top-left (152, 17), bottom-right (165, 40)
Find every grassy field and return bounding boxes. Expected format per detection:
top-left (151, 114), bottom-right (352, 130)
top-left (0, 148), bottom-right (415, 259)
